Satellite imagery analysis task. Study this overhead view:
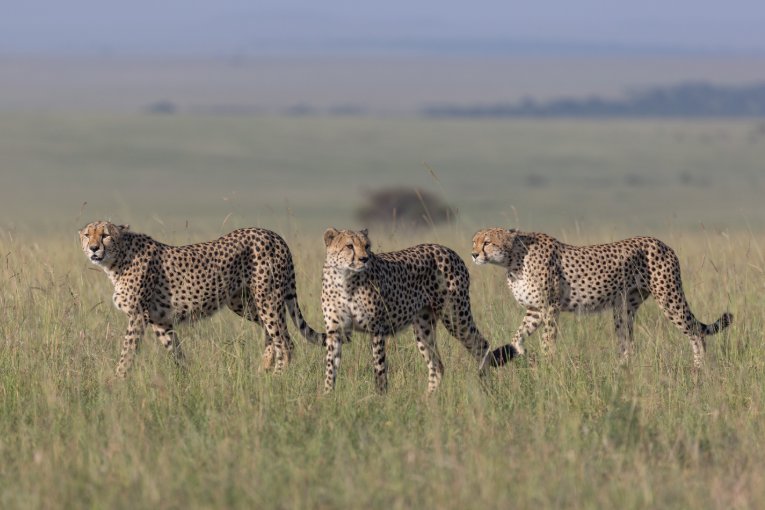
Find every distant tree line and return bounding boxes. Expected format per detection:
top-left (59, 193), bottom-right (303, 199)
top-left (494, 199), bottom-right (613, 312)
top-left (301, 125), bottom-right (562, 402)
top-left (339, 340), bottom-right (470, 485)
top-left (422, 82), bottom-right (765, 118)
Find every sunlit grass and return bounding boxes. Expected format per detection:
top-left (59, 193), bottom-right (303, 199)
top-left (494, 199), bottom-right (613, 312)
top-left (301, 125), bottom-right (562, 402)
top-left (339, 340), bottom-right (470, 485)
top-left (0, 226), bottom-right (761, 509)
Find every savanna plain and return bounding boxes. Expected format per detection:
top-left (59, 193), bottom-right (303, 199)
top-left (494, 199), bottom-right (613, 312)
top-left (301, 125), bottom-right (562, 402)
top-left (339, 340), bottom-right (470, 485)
top-left (0, 114), bottom-right (764, 508)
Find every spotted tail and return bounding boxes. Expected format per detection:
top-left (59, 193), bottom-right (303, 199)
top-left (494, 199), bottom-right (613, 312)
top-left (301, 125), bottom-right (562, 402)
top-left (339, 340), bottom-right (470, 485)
top-left (286, 294), bottom-right (326, 346)
top-left (700, 312), bottom-right (733, 336)
top-left (478, 343), bottom-right (518, 371)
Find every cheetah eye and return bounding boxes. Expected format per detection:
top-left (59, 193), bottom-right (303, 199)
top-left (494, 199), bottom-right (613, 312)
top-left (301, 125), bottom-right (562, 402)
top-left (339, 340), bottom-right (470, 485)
top-left (364, 244), bottom-right (371, 250)
top-left (345, 243), bottom-right (354, 250)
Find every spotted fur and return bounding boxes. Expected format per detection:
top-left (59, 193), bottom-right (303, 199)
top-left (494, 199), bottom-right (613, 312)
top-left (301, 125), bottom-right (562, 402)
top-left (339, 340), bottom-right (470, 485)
top-left (79, 221), bottom-right (324, 377)
top-left (320, 228), bottom-right (514, 394)
top-left (472, 228), bottom-right (732, 367)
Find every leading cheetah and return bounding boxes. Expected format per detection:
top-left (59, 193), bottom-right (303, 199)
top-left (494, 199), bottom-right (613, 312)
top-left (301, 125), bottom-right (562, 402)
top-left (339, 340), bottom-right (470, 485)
top-left (472, 228), bottom-right (732, 367)
top-left (321, 228), bottom-right (514, 394)
top-left (79, 221), bottom-right (324, 377)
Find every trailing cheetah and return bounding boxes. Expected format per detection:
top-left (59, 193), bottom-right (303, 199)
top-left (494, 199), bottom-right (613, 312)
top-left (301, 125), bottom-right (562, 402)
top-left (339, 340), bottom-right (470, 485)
top-left (472, 227), bottom-right (732, 367)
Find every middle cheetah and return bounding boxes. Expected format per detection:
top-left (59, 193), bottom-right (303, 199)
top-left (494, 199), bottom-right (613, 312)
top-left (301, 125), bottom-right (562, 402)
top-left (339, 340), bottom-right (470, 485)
top-left (321, 228), bottom-right (514, 394)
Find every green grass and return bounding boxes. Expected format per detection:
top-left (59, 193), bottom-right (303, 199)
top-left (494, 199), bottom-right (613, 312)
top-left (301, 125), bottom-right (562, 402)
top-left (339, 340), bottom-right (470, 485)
top-left (0, 115), bottom-right (764, 508)
top-left (0, 226), bottom-right (761, 509)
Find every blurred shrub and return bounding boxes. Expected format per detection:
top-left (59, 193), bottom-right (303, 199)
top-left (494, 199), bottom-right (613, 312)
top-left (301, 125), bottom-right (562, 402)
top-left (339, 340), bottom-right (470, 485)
top-left (356, 187), bottom-right (456, 229)
top-left (145, 100), bottom-right (177, 114)
top-left (524, 173), bottom-right (548, 188)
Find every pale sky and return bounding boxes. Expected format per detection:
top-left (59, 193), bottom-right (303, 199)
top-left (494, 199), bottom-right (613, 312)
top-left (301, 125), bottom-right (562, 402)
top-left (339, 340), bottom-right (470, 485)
top-left (1, 1), bottom-right (764, 55)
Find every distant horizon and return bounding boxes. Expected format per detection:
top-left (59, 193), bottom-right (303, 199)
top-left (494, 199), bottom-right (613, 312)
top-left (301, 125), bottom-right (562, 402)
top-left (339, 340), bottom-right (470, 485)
top-left (2, 36), bottom-right (765, 59)
top-left (4, 53), bottom-right (765, 115)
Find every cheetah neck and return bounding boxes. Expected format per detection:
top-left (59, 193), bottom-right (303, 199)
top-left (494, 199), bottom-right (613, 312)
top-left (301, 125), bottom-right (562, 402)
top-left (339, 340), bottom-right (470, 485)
top-left (325, 264), bottom-right (369, 293)
top-left (102, 233), bottom-right (153, 281)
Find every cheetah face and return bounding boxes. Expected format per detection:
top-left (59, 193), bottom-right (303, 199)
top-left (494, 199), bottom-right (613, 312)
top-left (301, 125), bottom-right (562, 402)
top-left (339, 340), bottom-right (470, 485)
top-left (323, 227), bottom-right (372, 273)
top-left (471, 228), bottom-right (514, 266)
top-left (79, 221), bottom-right (128, 266)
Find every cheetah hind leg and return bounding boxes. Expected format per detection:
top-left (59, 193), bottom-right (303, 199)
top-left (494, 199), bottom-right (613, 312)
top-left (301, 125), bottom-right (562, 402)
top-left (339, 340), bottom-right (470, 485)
top-left (260, 340), bottom-right (276, 372)
top-left (540, 306), bottom-right (560, 357)
top-left (651, 275), bottom-right (732, 370)
top-left (256, 301), bottom-right (293, 374)
top-left (227, 290), bottom-right (277, 372)
top-left (151, 323), bottom-right (187, 370)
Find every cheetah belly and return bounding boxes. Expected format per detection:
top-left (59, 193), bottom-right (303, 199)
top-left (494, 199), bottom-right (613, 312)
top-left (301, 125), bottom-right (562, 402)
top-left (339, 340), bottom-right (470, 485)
top-left (348, 286), bottom-right (421, 334)
top-left (170, 267), bottom-right (236, 320)
top-left (560, 280), bottom-right (615, 313)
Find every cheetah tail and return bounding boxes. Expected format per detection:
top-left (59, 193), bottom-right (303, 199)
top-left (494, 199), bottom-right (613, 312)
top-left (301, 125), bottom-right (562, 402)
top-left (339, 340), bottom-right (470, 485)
top-left (482, 343), bottom-right (518, 369)
top-left (285, 296), bottom-right (327, 346)
top-left (702, 312), bottom-right (733, 336)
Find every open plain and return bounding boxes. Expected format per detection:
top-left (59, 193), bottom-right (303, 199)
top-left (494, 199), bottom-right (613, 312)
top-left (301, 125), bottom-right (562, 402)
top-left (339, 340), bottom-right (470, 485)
top-left (0, 114), bottom-right (763, 508)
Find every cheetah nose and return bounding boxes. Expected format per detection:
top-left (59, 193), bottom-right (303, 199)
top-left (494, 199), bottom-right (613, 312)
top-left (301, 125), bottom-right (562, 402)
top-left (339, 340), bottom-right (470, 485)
top-left (89, 246), bottom-right (99, 252)
top-left (471, 252), bottom-right (479, 259)
top-left (358, 256), bottom-right (369, 263)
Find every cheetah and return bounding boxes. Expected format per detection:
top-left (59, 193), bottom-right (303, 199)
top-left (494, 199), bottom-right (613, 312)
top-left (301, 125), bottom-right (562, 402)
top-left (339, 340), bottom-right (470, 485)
top-left (320, 228), bottom-right (514, 394)
top-left (471, 228), bottom-right (732, 368)
top-left (79, 221), bottom-right (324, 377)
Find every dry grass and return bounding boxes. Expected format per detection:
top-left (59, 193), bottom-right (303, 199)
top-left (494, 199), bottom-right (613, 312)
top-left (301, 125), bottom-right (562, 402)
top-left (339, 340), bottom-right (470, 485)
top-left (0, 225), bottom-right (761, 509)
top-left (1, 115), bottom-right (764, 508)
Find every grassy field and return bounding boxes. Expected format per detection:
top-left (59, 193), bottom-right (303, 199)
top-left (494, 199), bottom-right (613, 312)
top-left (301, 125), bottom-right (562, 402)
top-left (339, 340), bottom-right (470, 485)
top-left (0, 115), bottom-right (764, 508)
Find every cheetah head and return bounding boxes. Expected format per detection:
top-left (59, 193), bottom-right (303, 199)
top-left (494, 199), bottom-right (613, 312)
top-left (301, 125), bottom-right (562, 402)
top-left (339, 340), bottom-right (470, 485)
top-left (79, 221), bottom-right (129, 267)
top-left (323, 227), bottom-right (372, 273)
top-left (471, 228), bottom-right (517, 266)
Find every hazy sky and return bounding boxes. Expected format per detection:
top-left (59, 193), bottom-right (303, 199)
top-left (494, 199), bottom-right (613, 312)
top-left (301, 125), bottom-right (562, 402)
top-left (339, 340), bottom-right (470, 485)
top-left (1, 1), bottom-right (764, 55)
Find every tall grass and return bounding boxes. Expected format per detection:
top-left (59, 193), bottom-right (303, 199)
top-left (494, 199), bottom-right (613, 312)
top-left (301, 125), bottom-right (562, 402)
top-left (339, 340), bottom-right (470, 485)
top-left (0, 226), bottom-right (761, 509)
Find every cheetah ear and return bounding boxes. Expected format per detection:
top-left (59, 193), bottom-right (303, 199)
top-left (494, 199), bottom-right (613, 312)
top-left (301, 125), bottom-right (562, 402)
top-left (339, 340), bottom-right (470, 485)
top-left (324, 227), bottom-right (339, 246)
top-left (105, 223), bottom-right (124, 238)
top-left (118, 224), bottom-right (130, 231)
top-left (360, 228), bottom-right (368, 237)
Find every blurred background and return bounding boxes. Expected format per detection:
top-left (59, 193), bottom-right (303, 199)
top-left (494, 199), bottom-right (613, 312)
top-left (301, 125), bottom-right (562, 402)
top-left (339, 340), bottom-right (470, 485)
top-left (2, 0), bottom-right (765, 238)
top-left (4, 5), bottom-right (765, 508)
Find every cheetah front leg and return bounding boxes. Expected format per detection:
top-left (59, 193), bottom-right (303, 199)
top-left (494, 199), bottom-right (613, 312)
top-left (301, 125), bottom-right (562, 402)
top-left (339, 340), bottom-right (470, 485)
top-left (371, 334), bottom-right (389, 393)
top-left (324, 331), bottom-right (343, 393)
top-left (151, 323), bottom-right (186, 369)
top-left (510, 309), bottom-right (544, 356)
top-left (116, 314), bottom-right (146, 378)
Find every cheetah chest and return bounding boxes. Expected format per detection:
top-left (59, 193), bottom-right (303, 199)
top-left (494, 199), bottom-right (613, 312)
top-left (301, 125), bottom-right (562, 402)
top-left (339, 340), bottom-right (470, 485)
top-left (329, 282), bottom-right (375, 331)
top-left (507, 275), bottom-right (543, 308)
